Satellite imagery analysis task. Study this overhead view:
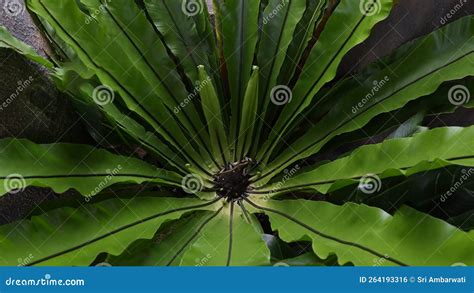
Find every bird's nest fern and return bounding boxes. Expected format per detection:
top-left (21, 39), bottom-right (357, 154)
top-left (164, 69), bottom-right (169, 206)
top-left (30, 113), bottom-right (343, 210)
top-left (0, 0), bottom-right (473, 266)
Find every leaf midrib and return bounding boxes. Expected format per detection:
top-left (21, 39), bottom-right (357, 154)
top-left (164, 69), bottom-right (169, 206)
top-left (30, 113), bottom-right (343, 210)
top-left (0, 173), bottom-right (179, 183)
top-left (233, 0), bottom-right (247, 161)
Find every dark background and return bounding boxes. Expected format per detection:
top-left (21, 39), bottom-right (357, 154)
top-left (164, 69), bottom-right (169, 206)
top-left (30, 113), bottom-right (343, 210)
top-left (1, 0), bottom-right (473, 223)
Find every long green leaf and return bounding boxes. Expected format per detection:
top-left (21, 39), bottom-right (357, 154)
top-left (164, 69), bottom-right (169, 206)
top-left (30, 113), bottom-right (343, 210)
top-left (143, 0), bottom-right (208, 83)
top-left (56, 71), bottom-right (197, 175)
top-left (0, 26), bottom-right (53, 68)
top-left (255, 0), bottom-right (306, 143)
top-left (277, 0), bottom-right (326, 85)
top-left (257, 15), bottom-right (474, 183)
top-left (52, 67), bottom-right (212, 179)
top-left (305, 79), bottom-right (472, 158)
top-left (0, 197), bottom-right (219, 266)
top-left (257, 0), bottom-right (393, 163)
top-left (192, 0), bottom-right (224, 99)
top-left (221, 0), bottom-right (261, 159)
top-left (89, 0), bottom-right (218, 169)
top-left (246, 198), bottom-right (474, 266)
top-left (198, 66), bottom-right (230, 166)
top-left (107, 211), bottom-right (216, 266)
top-left (254, 126), bottom-right (474, 193)
top-left (0, 139), bottom-right (182, 197)
top-left (330, 165), bottom-right (474, 230)
top-left (180, 202), bottom-right (270, 266)
top-left (237, 66), bottom-right (260, 159)
top-left (27, 0), bottom-right (214, 172)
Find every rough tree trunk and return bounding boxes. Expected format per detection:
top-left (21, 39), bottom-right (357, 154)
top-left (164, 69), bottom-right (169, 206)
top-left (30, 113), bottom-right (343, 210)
top-left (0, 0), bottom-right (90, 224)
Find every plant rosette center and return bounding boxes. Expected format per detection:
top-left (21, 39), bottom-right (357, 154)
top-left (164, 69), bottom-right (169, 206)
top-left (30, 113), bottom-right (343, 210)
top-left (214, 158), bottom-right (254, 202)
